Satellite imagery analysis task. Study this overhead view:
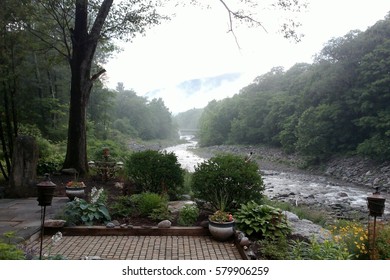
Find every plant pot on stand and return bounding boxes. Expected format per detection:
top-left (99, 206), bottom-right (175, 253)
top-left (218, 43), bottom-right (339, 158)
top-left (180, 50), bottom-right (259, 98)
top-left (65, 182), bottom-right (86, 200)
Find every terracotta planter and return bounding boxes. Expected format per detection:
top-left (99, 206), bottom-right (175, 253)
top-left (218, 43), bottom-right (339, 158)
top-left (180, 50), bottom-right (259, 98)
top-left (208, 219), bottom-right (235, 241)
top-left (65, 186), bottom-right (86, 201)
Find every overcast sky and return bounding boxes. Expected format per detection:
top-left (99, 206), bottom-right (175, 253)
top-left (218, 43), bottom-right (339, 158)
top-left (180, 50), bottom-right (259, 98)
top-left (103, 0), bottom-right (390, 114)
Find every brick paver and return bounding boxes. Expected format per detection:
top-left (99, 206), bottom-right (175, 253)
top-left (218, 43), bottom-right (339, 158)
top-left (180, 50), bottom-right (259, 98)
top-left (28, 235), bottom-right (243, 260)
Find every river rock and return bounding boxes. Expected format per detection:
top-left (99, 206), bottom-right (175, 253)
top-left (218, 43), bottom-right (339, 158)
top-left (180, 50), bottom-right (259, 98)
top-left (240, 237), bottom-right (251, 246)
top-left (106, 222), bottom-right (116, 228)
top-left (158, 220), bottom-right (171, 228)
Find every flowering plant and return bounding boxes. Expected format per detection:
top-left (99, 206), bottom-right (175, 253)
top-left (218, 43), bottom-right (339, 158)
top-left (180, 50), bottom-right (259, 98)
top-left (66, 181), bottom-right (86, 188)
top-left (209, 210), bottom-right (234, 223)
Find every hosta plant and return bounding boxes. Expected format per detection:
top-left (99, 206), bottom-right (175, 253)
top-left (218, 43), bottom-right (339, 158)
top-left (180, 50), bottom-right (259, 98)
top-left (61, 187), bottom-right (111, 226)
top-left (235, 201), bottom-right (291, 240)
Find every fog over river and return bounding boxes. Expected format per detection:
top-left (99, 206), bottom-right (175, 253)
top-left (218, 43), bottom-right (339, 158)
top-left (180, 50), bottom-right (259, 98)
top-left (165, 139), bottom-right (390, 220)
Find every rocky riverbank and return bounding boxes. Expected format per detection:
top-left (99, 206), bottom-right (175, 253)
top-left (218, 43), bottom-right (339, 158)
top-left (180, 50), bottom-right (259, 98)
top-left (192, 144), bottom-right (390, 221)
top-left (193, 144), bottom-right (390, 195)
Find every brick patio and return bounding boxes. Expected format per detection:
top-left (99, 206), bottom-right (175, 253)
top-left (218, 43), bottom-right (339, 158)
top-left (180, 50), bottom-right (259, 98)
top-left (28, 235), bottom-right (243, 260)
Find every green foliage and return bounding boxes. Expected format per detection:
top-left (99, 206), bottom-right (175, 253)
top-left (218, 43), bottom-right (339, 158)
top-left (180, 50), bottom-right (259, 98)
top-left (192, 154), bottom-right (264, 212)
top-left (0, 243), bottom-right (26, 260)
top-left (256, 236), bottom-right (290, 260)
top-left (264, 198), bottom-right (330, 227)
top-left (290, 238), bottom-right (352, 260)
top-left (177, 204), bottom-right (200, 226)
top-left (328, 220), bottom-right (369, 259)
top-left (235, 201), bottom-right (291, 239)
top-left (60, 188), bottom-right (111, 226)
top-left (148, 201), bottom-right (172, 221)
top-left (88, 138), bottom-right (129, 162)
top-left (109, 196), bottom-right (134, 218)
top-left (0, 232), bottom-right (25, 260)
top-left (130, 192), bottom-right (168, 218)
top-left (125, 150), bottom-right (184, 199)
top-left (376, 223), bottom-right (390, 259)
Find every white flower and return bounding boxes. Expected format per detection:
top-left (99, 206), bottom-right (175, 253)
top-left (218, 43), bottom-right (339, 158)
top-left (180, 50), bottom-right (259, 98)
top-left (51, 231), bottom-right (63, 244)
top-left (91, 187), bottom-right (104, 204)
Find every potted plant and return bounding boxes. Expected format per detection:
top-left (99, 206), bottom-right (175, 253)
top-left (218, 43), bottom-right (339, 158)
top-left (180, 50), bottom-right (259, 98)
top-left (65, 176), bottom-right (86, 201)
top-left (191, 154), bottom-right (265, 241)
top-left (208, 210), bottom-right (235, 241)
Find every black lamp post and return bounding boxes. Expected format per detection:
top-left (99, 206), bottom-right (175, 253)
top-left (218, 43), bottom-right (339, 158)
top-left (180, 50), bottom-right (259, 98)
top-left (367, 187), bottom-right (386, 259)
top-left (36, 174), bottom-right (57, 259)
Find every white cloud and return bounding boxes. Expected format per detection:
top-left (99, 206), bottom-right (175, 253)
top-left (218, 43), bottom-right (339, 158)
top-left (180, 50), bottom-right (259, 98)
top-left (103, 0), bottom-right (390, 113)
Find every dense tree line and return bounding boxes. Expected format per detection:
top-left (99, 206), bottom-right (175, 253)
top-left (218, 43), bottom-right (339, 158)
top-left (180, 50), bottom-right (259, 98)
top-left (198, 13), bottom-right (390, 162)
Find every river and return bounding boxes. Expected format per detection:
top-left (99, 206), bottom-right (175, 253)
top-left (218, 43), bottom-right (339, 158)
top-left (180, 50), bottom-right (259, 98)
top-left (164, 139), bottom-right (390, 220)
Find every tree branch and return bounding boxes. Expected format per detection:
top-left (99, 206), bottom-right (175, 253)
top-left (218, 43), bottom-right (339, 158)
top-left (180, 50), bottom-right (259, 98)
top-left (90, 69), bottom-right (106, 81)
top-left (218, 0), bottom-right (268, 48)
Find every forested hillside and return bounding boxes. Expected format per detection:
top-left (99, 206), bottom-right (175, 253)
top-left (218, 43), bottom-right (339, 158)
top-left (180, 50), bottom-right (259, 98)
top-left (198, 13), bottom-right (390, 163)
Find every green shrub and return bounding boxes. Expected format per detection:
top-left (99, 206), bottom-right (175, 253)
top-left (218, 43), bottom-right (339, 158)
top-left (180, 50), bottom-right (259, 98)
top-left (375, 222), bottom-right (390, 259)
top-left (125, 150), bottom-right (184, 199)
top-left (329, 220), bottom-right (369, 259)
top-left (110, 196), bottom-right (134, 218)
top-left (149, 202), bottom-right (172, 221)
top-left (0, 232), bottom-right (25, 260)
top-left (256, 236), bottom-right (290, 260)
top-left (130, 192), bottom-right (168, 218)
top-left (88, 139), bottom-right (128, 162)
top-left (235, 201), bottom-right (291, 239)
top-left (289, 238), bottom-right (352, 260)
top-left (177, 204), bottom-right (199, 226)
top-left (191, 153), bottom-right (264, 212)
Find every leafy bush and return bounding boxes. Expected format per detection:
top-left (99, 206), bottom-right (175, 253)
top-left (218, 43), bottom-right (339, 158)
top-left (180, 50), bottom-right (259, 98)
top-left (329, 220), bottom-right (369, 259)
top-left (125, 150), bottom-right (184, 199)
top-left (235, 201), bottom-right (291, 239)
top-left (256, 236), bottom-right (290, 260)
top-left (110, 196), bottom-right (134, 218)
top-left (177, 204), bottom-right (199, 226)
top-left (130, 192), bottom-right (168, 218)
top-left (88, 139), bottom-right (128, 162)
top-left (289, 238), bottom-right (352, 260)
top-left (0, 232), bottom-right (25, 260)
top-left (191, 153), bottom-right (264, 212)
top-left (60, 188), bottom-right (111, 226)
top-left (374, 222), bottom-right (390, 259)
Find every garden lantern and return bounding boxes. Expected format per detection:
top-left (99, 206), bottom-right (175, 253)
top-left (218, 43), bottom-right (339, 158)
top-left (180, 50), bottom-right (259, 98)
top-left (36, 174), bottom-right (57, 259)
top-left (36, 174), bottom-right (56, 206)
top-left (367, 187), bottom-right (386, 259)
top-left (367, 187), bottom-right (386, 217)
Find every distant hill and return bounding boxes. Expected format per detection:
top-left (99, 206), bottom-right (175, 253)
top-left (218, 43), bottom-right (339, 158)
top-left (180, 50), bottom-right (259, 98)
top-left (144, 72), bottom-right (243, 114)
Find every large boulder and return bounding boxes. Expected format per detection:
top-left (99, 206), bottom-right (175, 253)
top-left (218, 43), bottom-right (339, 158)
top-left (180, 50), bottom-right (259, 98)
top-left (283, 211), bottom-right (331, 243)
top-left (8, 135), bottom-right (39, 197)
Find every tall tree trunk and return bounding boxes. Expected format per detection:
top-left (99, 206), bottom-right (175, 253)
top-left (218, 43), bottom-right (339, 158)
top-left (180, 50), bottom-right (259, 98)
top-left (62, 0), bottom-right (113, 175)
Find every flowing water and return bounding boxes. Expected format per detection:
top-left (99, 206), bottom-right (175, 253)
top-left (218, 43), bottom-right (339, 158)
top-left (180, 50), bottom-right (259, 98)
top-left (164, 139), bottom-right (390, 220)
